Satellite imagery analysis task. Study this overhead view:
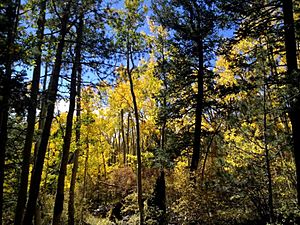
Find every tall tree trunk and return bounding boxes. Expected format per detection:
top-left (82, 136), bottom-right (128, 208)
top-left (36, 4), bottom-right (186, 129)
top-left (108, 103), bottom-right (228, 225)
top-left (80, 136), bottom-right (90, 222)
top-left (113, 132), bottom-right (117, 163)
top-left (52, 12), bottom-right (83, 225)
top-left (282, 0), bottom-right (300, 205)
top-left (96, 146), bottom-right (101, 201)
top-left (0, 1), bottom-right (20, 224)
top-left (126, 46), bottom-right (143, 225)
top-left (67, 75), bottom-right (81, 225)
top-left (42, 142), bottom-right (51, 191)
top-left (160, 120), bottom-right (166, 152)
top-left (190, 39), bottom-right (204, 172)
top-left (34, 203), bottom-right (42, 225)
top-left (127, 112), bottom-right (131, 155)
top-left (118, 129), bottom-right (121, 162)
top-left (83, 139), bottom-right (89, 197)
top-left (22, 4), bottom-right (70, 224)
top-left (132, 122), bottom-right (136, 155)
top-left (201, 123), bottom-right (221, 181)
top-left (158, 43), bottom-right (167, 224)
top-left (151, 170), bottom-right (166, 224)
top-left (121, 109), bottom-right (126, 164)
top-left (14, 1), bottom-right (46, 224)
top-left (68, 19), bottom-right (83, 224)
top-left (102, 151), bottom-right (107, 180)
top-left (160, 45), bottom-right (167, 157)
top-left (34, 63), bottom-right (49, 161)
top-left (263, 70), bottom-right (274, 222)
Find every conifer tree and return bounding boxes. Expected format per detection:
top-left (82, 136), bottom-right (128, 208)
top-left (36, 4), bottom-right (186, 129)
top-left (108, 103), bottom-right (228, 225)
top-left (52, 8), bottom-right (83, 225)
top-left (14, 1), bottom-right (46, 224)
top-left (23, 2), bottom-right (71, 224)
top-left (152, 0), bottom-right (227, 173)
top-left (0, 1), bottom-right (20, 224)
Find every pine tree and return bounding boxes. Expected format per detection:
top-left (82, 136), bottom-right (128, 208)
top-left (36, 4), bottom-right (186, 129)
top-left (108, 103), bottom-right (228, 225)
top-left (52, 8), bottom-right (83, 225)
top-left (22, 2), bottom-right (71, 223)
top-left (152, 0), bottom-right (228, 173)
top-left (14, 1), bottom-right (46, 224)
top-left (0, 1), bottom-right (20, 224)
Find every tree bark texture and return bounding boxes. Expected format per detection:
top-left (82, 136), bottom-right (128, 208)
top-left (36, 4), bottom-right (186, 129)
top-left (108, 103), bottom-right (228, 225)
top-left (52, 11), bottom-right (83, 225)
top-left (22, 4), bottom-right (70, 224)
top-left (0, 1), bottom-right (20, 224)
top-left (121, 109), bottom-right (126, 164)
top-left (127, 112), bottom-right (131, 155)
top-left (190, 39), bottom-right (204, 173)
top-left (126, 47), bottom-right (144, 224)
top-left (14, 1), bottom-right (46, 224)
top-left (282, 0), bottom-right (300, 205)
top-left (68, 20), bottom-right (83, 224)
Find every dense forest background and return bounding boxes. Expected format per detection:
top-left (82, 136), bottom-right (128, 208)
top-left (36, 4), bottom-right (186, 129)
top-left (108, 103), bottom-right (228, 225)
top-left (0, 0), bottom-right (300, 224)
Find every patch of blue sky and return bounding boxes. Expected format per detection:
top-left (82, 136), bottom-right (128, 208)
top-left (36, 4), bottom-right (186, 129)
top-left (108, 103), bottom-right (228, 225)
top-left (22, 0), bottom-right (237, 112)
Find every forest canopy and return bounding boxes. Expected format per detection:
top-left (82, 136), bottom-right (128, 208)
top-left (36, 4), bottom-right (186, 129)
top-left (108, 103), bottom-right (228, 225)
top-left (0, 0), bottom-right (300, 224)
